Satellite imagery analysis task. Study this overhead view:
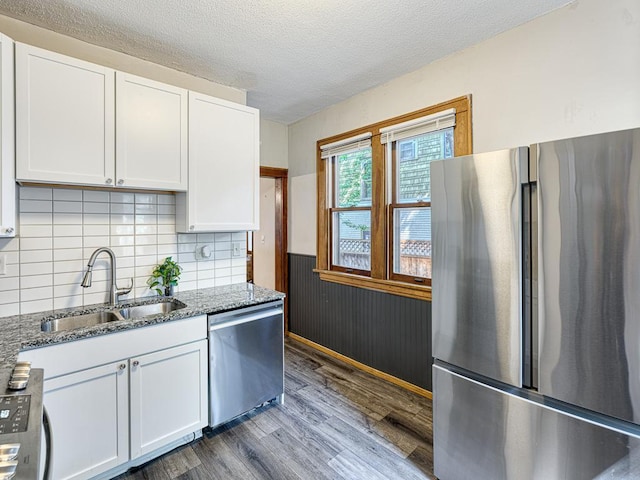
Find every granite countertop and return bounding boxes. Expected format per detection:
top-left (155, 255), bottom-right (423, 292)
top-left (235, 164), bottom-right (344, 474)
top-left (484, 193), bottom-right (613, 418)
top-left (0, 283), bottom-right (285, 382)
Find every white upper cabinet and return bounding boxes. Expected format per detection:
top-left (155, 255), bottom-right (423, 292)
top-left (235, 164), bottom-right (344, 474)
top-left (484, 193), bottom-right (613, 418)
top-left (176, 92), bottom-right (260, 232)
top-left (15, 43), bottom-right (116, 186)
top-left (115, 72), bottom-right (187, 191)
top-left (0, 33), bottom-right (16, 237)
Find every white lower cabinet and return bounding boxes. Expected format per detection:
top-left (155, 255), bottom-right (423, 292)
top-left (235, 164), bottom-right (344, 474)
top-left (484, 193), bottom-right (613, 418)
top-left (19, 316), bottom-right (208, 480)
top-left (129, 340), bottom-right (207, 459)
top-left (44, 361), bottom-right (129, 480)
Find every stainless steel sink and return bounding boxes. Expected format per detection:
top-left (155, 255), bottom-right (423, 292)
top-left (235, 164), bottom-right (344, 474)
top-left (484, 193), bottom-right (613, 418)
top-left (41, 311), bottom-right (124, 332)
top-left (118, 301), bottom-right (185, 320)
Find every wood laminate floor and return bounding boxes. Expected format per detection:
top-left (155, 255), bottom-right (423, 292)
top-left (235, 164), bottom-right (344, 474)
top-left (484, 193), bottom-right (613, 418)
top-left (116, 338), bottom-right (435, 480)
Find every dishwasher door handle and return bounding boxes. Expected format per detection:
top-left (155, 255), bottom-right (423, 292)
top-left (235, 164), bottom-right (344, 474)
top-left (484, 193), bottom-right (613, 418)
top-left (209, 307), bottom-right (283, 331)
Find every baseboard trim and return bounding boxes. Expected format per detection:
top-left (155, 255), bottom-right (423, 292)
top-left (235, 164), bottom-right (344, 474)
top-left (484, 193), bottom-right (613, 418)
top-left (287, 332), bottom-right (433, 400)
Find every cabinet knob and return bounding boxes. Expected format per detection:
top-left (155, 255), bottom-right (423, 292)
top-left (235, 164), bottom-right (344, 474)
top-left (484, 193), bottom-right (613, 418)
top-left (3, 227), bottom-right (13, 234)
top-left (118, 363), bottom-right (126, 371)
top-left (106, 178), bottom-right (113, 185)
top-left (132, 360), bottom-right (139, 367)
top-left (117, 179), bottom-right (124, 186)
top-left (189, 225), bottom-right (195, 231)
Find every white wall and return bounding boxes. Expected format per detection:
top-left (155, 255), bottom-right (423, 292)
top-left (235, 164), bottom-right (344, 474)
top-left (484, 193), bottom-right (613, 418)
top-left (253, 178), bottom-right (276, 289)
top-left (288, 0), bottom-right (640, 254)
top-left (0, 14), bottom-right (245, 104)
top-left (260, 119), bottom-right (288, 168)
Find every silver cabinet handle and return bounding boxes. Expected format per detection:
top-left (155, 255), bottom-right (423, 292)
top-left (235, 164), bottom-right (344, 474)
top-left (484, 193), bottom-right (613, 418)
top-left (106, 178), bottom-right (113, 185)
top-left (117, 179), bottom-right (124, 186)
top-left (118, 363), bottom-right (126, 371)
top-left (132, 360), bottom-right (139, 367)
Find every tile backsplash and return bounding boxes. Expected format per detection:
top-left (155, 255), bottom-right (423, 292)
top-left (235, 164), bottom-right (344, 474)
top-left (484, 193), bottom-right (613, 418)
top-left (0, 186), bottom-right (247, 316)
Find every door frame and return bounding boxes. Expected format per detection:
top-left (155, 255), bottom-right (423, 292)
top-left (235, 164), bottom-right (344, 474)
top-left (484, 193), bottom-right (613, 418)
top-left (254, 167), bottom-right (289, 331)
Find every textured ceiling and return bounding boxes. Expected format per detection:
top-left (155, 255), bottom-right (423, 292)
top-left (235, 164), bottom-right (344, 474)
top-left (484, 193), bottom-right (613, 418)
top-left (0, 0), bottom-right (572, 124)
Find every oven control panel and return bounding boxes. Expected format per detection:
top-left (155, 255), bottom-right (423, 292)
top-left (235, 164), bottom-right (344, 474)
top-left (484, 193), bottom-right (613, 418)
top-left (0, 395), bottom-right (30, 435)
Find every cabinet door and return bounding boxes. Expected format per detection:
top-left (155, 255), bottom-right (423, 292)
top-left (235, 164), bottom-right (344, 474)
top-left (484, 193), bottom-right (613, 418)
top-left (0, 33), bottom-right (15, 237)
top-left (43, 361), bottom-right (129, 480)
top-left (15, 43), bottom-right (115, 186)
top-left (178, 92), bottom-right (259, 232)
top-left (129, 339), bottom-right (208, 459)
top-left (116, 72), bottom-right (187, 190)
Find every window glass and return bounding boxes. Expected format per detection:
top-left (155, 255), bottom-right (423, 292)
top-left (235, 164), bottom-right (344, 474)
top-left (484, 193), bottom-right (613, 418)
top-left (392, 207), bottom-right (431, 278)
top-left (397, 127), bottom-right (453, 203)
top-left (335, 148), bottom-right (372, 207)
top-left (332, 210), bottom-right (371, 270)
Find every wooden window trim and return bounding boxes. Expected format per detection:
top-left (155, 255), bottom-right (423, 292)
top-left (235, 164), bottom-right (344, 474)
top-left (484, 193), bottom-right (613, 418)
top-left (316, 95), bottom-right (472, 301)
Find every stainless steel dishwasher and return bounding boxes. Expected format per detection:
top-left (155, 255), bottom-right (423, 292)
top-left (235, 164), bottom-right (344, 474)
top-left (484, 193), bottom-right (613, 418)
top-left (208, 301), bottom-right (284, 428)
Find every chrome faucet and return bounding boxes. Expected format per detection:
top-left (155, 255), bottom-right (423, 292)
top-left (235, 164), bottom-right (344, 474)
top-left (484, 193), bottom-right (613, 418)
top-left (81, 247), bottom-right (133, 305)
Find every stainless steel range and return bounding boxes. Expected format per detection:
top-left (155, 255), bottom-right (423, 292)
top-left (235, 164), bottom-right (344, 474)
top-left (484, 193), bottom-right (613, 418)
top-left (0, 363), bottom-right (46, 480)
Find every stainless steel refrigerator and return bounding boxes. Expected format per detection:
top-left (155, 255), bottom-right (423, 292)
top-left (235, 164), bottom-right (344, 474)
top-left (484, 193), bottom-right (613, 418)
top-left (431, 128), bottom-right (640, 479)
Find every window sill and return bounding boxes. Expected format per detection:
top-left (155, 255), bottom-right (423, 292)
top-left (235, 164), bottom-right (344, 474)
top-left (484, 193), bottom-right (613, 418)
top-left (314, 269), bottom-right (432, 302)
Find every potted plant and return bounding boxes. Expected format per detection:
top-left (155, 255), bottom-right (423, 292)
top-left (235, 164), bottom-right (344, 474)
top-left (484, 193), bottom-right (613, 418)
top-left (148, 257), bottom-right (182, 296)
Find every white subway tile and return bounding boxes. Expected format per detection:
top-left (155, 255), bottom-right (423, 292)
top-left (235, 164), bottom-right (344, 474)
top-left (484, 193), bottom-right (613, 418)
top-left (4, 264), bottom-right (19, 278)
top-left (111, 235), bottom-right (134, 246)
top-left (214, 241), bottom-right (231, 251)
top-left (0, 277), bottom-right (19, 290)
top-left (157, 244), bottom-right (177, 256)
top-left (232, 232), bottom-right (247, 241)
top-left (21, 286), bottom-right (53, 302)
top-left (54, 295), bottom-right (84, 310)
top-left (53, 272), bottom-right (83, 286)
top-left (157, 215), bottom-right (175, 225)
top-left (135, 255), bottom-right (158, 267)
top-left (231, 265), bottom-right (246, 275)
top-left (83, 191), bottom-right (109, 202)
top-left (54, 249), bottom-right (83, 262)
top-left (83, 225), bottom-right (110, 236)
top-left (21, 299), bottom-right (53, 315)
top-left (135, 214), bottom-right (156, 225)
top-left (116, 267), bottom-right (135, 280)
top-left (135, 265), bottom-right (154, 279)
top-left (215, 250), bottom-right (231, 260)
top-left (196, 233), bottom-right (215, 243)
top-left (111, 203), bottom-right (134, 214)
top-left (83, 290), bottom-right (109, 306)
top-left (157, 234), bottom-right (177, 245)
top-left (214, 258), bottom-right (231, 269)
top-left (214, 267), bottom-right (232, 278)
top-left (54, 213), bottom-right (82, 225)
top-left (197, 269), bottom-right (214, 281)
top-left (214, 233), bottom-right (232, 242)
top-left (177, 234), bottom-right (195, 244)
top-left (214, 277), bottom-right (232, 287)
top-left (179, 280), bottom-right (197, 291)
top-left (110, 246), bottom-right (135, 257)
top-left (135, 235), bottom-right (156, 246)
top-left (19, 225), bottom-right (53, 238)
top-left (83, 213), bottom-right (109, 225)
top-left (231, 257), bottom-right (245, 267)
top-left (20, 199), bottom-right (52, 213)
top-left (135, 204), bottom-right (157, 215)
top-left (86, 267), bottom-right (108, 283)
top-left (53, 224), bottom-right (82, 237)
top-left (197, 260), bottom-right (215, 270)
top-left (110, 192), bottom-right (135, 204)
top-left (20, 187), bottom-right (52, 200)
top-left (158, 204), bottom-right (175, 215)
top-left (135, 245), bottom-right (157, 256)
top-left (198, 278), bottom-right (215, 288)
top-left (84, 202), bottom-right (109, 214)
top-left (0, 289), bottom-right (19, 305)
top-left (111, 225), bottom-right (134, 236)
top-left (178, 252), bottom-right (196, 263)
top-left (54, 201), bottom-right (83, 214)
top-left (180, 271), bottom-right (197, 282)
top-left (117, 257), bottom-right (135, 269)
top-left (135, 193), bottom-right (157, 204)
top-left (53, 189), bottom-right (82, 201)
top-left (0, 303), bottom-right (19, 317)
top-left (20, 237), bottom-right (53, 251)
top-left (20, 249), bottom-right (52, 263)
top-left (53, 260), bottom-right (83, 274)
top-left (111, 214), bottom-right (134, 225)
top-left (54, 283), bottom-right (84, 298)
top-left (157, 224), bottom-right (175, 235)
top-left (3, 252), bottom-right (19, 264)
top-left (53, 237), bottom-right (82, 249)
top-left (135, 224), bottom-right (157, 235)
top-left (231, 274), bottom-right (246, 284)
top-left (178, 243), bottom-right (195, 253)
top-left (180, 261), bottom-right (197, 272)
top-left (20, 212), bottom-right (53, 225)
top-left (83, 236), bottom-right (110, 248)
top-left (157, 194), bottom-right (175, 205)
top-left (21, 274), bottom-right (53, 289)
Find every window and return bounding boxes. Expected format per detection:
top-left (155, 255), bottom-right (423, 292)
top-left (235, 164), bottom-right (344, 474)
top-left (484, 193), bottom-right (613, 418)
top-left (316, 96), bottom-right (472, 301)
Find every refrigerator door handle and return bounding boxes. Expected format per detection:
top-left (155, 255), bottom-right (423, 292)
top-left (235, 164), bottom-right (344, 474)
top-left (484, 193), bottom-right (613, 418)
top-left (522, 181), bottom-right (539, 390)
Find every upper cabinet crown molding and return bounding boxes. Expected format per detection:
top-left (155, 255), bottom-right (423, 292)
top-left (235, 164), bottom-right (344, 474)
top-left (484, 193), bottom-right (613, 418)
top-left (15, 43), bottom-right (116, 187)
top-left (176, 92), bottom-right (260, 232)
top-left (0, 33), bottom-right (16, 237)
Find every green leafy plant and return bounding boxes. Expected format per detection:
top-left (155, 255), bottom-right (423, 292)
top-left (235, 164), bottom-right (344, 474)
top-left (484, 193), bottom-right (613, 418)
top-left (147, 257), bottom-right (182, 296)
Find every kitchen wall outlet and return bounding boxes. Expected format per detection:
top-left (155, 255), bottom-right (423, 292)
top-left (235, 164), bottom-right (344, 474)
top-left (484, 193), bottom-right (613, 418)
top-left (232, 242), bottom-right (244, 257)
top-left (0, 254), bottom-right (6, 275)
